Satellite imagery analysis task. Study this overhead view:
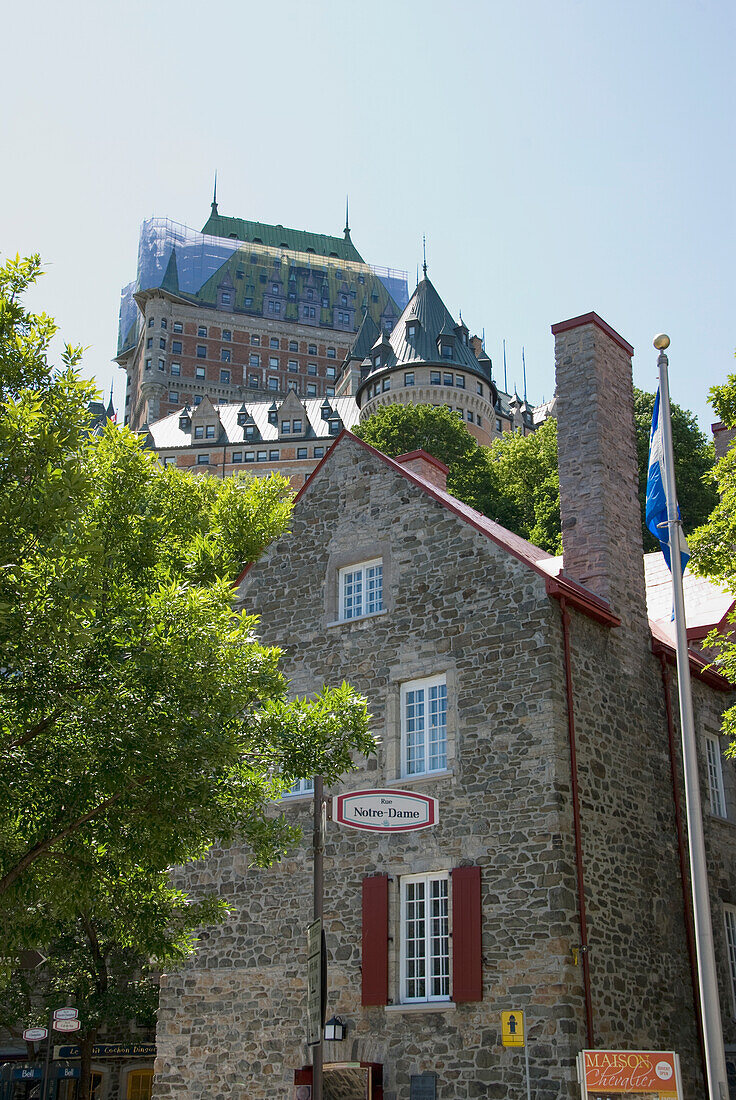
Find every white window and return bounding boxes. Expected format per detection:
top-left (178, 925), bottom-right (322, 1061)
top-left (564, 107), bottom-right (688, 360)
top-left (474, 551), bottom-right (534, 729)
top-left (339, 559), bottom-right (383, 621)
top-left (402, 675), bottom-right (447, 777)
top-left (400, 872), bottom-right (450, 1003)
top-left (286, 777), bottom-right (314, 797)
top-left (706, 734), bottom-right (727, 817)
top-left (725, 906), bottom-right (736, 1016)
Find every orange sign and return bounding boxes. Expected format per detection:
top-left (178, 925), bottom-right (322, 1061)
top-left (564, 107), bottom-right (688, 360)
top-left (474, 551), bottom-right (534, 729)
top-left (579, 1050), bottom-right (681, 1099)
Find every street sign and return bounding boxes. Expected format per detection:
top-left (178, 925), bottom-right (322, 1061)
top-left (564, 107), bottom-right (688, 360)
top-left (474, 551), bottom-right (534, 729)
top-left (333, 789), bottom-right (438, 832)
top-left (13, 1068), bottom-right (43, 1080)
top-left (306, 919), bottom-right (323, 1046)
top-left (17, 949), bottom-right (47, 970)
top-left (53, 1008), bottom-right (78, 1020)
top-left (501, 1010), bottom-right (525, 1047)
top-left (23, 1027), bottom-right (48, 1041)
top-left (53, 1019), bottom-right (81, 1033)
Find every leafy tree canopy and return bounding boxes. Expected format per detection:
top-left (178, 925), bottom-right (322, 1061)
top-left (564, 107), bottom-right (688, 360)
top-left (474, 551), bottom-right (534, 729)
top-left (486, 418), bottom-right (562, 554)
top-left (0, 255), bottom-right (373, 931)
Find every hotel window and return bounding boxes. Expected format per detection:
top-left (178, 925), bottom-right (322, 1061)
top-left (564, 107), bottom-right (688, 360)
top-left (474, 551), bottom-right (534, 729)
top-left (408, 322), bottom-right (418, 337)
top-left (442, 345), bottom-right (453, 360)
top-left (194, 426), bottom-right (204, 439)
top-left (281, 421), bottom-right (291, 434)
top-left (221, 349), bottom-right (231, 363)
top-left (257, 450), bottom-right (267, 462)
top-left (297, 447), bottom-right (308, 459)
top-left (159, 338), bottom-right (166, 350)
top-left (404, 372), bottom-right (415, 386)
top-left (245, 296), bottom-right (253, 306)
top-left (307, 383), bottom-right (317, 397)
top-left (314, 446), bottom-right (324, 458)
top-left (196, 366), bottom-right (206, 379)
top-left (308, 363), bottom-right (317, 376)
top-left (164, 456), bottom-right (176, 467)
top-left (205, 425), bottom-right (215, 439)
top-left (249, 353), bottom-right (260, 367)
top-left (221, 293), bottom-right (231, 304)
top-left (269, 449), bottom-right (279, 461)
top-left (245, 452), bottom-right (255, 463)
top-left (197, 454), bottom-right (210, 465)
top-left (145, 359), bottom-right (151, 371)
top-left (222, 329), bottom-right (232, 341)
top-left (146, 338), bottom-right (153, 349)
top-left (401, 674), bottom-right (447, 777)
top-left (287, 381), bottom-right (298, 392)
top-left (382, 378), bottom-right (390, 391)
top-left (476, 415), bottom-right (482, 427)
top-left (268, 378), bottom-right (279, 391)
top-left (168, 391), bottom-right (178, 403)
top-left (496, 418), bottom-right (502, 431)
top-left (327, 347), bottom-right (336, 358)
top-left (456, 375), bottom-right (465, 388)
top-left (326, 366), bottom-right (336, 379)
top-left (232, 451), bottom-right (242, 463)
top-left (158, 359), bottom-right (165, 372)
top-left (326, 386), bottom-right (335, 397)
top-left (172, 361), bottom-right (181, 376)
top-left (476, 382), bottom-right (483, 396)
top-left (196, 345), bottom-right (207, 359)
top-left (269, 357), bottom-right (279, 368)
top-left (198, 326), bottom-right (207, 337)
top-left (172, 341), bottom-right (182, 354)
top-left (400, 872), bottom-right (450, 1003)
top-left (338, 559), bottom-right (383, 621)
top-left (430, 371), bottom-right (441, 385)
top-left (293, 419), bottom-right (302, 433)
top-left (193, 395), bottom-right (202, 405)
top-left (288, 360), bottom-right (298, 372)
top-left (706, 734), bottom-right (727, 817)
top-left (270, 337), bottom-right (279, 349)
top-left (220, 369), bottom-right (231, 384)
top-left (173, 322), bottom-right (183, 334)
top-left (147, 318), bottom-right (154, 328)
top-left (251, 335), bottom-right (261, 346)
top-left (160, 319), bottom-right (167, 330)
top-left (443, 373), bottom-right (453, 386)
top-left (289, 340), bottom-right (298, 351)
top-left (467, 411), bottom-right (474, 424)
top-left (249, 374), bottom-right (259, 388)
top-left (308, 344), bottom-right (317, 355)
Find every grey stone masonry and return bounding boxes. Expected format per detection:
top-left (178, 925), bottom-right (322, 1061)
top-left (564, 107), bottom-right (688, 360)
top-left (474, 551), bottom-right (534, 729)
top-left (553, 314), bottom-right (647, 638)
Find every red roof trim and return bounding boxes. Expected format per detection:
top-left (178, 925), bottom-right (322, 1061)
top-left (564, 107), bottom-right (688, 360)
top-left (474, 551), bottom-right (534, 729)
top-left (551, 312), bottom-right (634, 356)
top-left (545, 576), bottom-right (621, 628)
top-left (651, 637), bottom-right (733, 692)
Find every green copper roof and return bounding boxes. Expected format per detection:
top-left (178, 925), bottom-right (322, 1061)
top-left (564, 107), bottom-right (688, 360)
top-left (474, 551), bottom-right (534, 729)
top-left (200, 212), bottom-right (365, 263)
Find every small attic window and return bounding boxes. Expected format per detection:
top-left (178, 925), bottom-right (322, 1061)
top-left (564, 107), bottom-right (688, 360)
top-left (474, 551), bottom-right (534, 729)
top-left (253, 238), bottom-right (263, 245)
top-left (407, 321), bottom-right (418, 338)
top-left (229, 233), bottom-right (238, 239)
top-left (268, 407), bottom-right (278, 425)
top-left (441, 343), bottom-right (453, 360)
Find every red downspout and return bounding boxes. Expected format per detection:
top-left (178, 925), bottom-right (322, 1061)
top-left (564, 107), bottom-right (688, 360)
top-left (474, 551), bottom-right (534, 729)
top-left (658, 650), bottom-right (708, 1092)
top-left (559, 597), bottom-right (595, 1048)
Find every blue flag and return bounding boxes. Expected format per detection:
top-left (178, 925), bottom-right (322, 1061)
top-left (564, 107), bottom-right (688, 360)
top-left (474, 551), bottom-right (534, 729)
top-left (646, 388), bottom-right (690, 574)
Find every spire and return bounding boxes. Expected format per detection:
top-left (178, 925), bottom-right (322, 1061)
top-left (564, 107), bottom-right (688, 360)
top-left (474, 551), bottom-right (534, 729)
top-left (422, 235), bottom-right (427, 278)
top-left (344, 195), bottom-right (350, 240)
top-left (211, 171), bottom-right (218, 216)
top-left (503, 338), bottom-right (508, 392)
top-left (522, 347), bottom-right (527, 401)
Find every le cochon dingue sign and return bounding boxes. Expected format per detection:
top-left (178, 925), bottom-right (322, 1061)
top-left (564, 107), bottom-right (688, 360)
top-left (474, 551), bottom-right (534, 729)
top-left (332, 790), bottom-right (438, 832)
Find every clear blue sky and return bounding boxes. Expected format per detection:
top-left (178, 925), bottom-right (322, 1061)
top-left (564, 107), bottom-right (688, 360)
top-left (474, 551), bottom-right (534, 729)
top-left (3, 0), bottom-right (734, 433)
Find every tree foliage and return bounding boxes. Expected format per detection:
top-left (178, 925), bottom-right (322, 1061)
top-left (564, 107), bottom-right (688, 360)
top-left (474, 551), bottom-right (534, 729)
top-left (0, 255), bottom-right (373, 928)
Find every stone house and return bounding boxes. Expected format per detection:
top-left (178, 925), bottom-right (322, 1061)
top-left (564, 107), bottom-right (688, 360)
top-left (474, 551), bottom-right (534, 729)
top-left (153, 313), bottom-right (736, 1100)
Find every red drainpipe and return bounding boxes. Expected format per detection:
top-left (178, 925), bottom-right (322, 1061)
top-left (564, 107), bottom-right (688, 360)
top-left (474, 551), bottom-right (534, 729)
top-left (559, 597), bottom-right (595, 1048)
top-left (658, 650), bottom-right (708, 1091)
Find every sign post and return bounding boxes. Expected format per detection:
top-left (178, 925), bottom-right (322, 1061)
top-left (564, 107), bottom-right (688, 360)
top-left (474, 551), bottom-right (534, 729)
top-left (501, 1009), bottom-right (530, 1100)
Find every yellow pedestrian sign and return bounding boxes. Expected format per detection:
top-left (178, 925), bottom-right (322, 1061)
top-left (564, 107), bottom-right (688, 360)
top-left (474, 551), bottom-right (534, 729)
top-left (501, 1010), bottom-right (525, 1047)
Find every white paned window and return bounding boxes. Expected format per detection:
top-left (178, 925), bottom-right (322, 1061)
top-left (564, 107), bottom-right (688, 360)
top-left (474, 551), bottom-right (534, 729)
top-left (287, 777), bottom-right (314, 797)
top-left (400, 872), bottom-right (450, 1003)
top-left (725, 906), bottom-right (736, 1016)
top-left (338, 559), bottom-right (383, 621)
top-left (402, 675), bottom-right (447, 777)
top-left (706, 734), bottom-right (727, 817)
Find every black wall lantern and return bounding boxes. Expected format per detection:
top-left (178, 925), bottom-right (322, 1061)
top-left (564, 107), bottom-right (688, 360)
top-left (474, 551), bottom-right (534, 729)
top-left (323, 1016), bottom-right (345, 1041)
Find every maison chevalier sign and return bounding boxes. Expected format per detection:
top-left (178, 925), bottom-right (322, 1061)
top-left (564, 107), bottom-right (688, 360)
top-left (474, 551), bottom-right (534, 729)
top-left (577, 1050), bottom-right (682, 1099)
top-left (332, 789), bottom-right (438, 832)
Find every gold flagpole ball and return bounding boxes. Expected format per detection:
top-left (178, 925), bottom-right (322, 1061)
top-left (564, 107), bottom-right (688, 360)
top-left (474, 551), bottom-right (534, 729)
top-left (653, 334), bottom-right (670, 350)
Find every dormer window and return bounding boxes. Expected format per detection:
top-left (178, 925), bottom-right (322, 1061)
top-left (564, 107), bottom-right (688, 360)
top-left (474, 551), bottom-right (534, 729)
top-left (407, 322), bottom-right (418, 338)
top-left (194, 426), bottom-right (204, 440)
top-left (237, 405), bottom-right (248, 427)
top-left (245, 425), bottom-right (255, 438)
top-left (441, 343), bottom-right (453, 360)
top-left (282, 421), bottom-right (291, 434)
top-left (329, 418), bottom-right (341, 436)
top-left (373, 354), bottom-right (382, 369)
top-left (293, 418), bottom-right (302, 433)
top-left (178, 409), bottom-right (191, 431)
top-left (321, 402), bottom-right (332, 421)
top-left (206, 425), bottom-right (216, 439)
top-left (268, 406), bottom-right (278, 426)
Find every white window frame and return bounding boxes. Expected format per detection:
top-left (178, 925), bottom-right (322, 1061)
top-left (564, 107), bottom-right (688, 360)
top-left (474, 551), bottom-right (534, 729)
top-left (338, 558), bottom-right (383, 622)
top-left (725, 906), bottom-right (736, 1017)
top-left (286, 777), bottom-right (314, 798)
top-left (401, 674), bottom-right (448, 778)
top-left (400, 872), bottom-right (450, 1004)
top-left (706, 733), bottom-right (727, 817)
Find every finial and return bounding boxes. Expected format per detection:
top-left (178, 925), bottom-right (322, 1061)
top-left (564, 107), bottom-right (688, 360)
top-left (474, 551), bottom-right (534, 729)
top-left (211, 170), bottom-right (218, 216)
top-left (344, 195), bottom-right (350, 239)
top-left (481, 327), bottom-right (485, 351)
top-left (522, 347), bottom-right (527, 401)
top-left (422, 235), bottom-right (427, 278)
top-left (503, 338), bottom-right (508, 392)
top-left (653, 333), bottom-right (670, 350)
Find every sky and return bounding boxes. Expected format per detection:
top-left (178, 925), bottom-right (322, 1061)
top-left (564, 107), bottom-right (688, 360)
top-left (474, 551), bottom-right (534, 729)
top-left (2, 0), bottom-right (734, 433)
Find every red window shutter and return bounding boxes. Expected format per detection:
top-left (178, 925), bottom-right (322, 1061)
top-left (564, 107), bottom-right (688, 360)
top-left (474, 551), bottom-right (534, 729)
top-left (362, 875), bottom-right (389, 1005)
top-left (452, 865), bottom-right (482, 1002)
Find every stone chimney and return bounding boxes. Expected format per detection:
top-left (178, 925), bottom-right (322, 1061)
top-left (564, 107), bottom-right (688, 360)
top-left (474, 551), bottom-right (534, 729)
top-left (395, 450), bottom-right (449, 492)
top-left (552, 313), bottom-right (647, 635)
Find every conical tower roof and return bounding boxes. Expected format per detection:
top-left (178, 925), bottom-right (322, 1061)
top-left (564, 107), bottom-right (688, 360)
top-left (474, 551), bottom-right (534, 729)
top-left (384, 276), bottom-right (481, 371)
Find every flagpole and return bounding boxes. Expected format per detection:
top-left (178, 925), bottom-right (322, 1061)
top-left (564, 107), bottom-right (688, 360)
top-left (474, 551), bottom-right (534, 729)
top-left (654, 334), bottom-right (728, 1100)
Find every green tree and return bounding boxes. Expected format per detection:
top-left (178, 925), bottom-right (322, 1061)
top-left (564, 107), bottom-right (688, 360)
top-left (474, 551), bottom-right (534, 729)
top-left (486, 418), bottom-right (562, 554)
top-left (0, 256), bottom-right (373, 929)
top-left (353, 402), bottom-right (518, 525)
top-left (633, 387), bottom-right (717, 551)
